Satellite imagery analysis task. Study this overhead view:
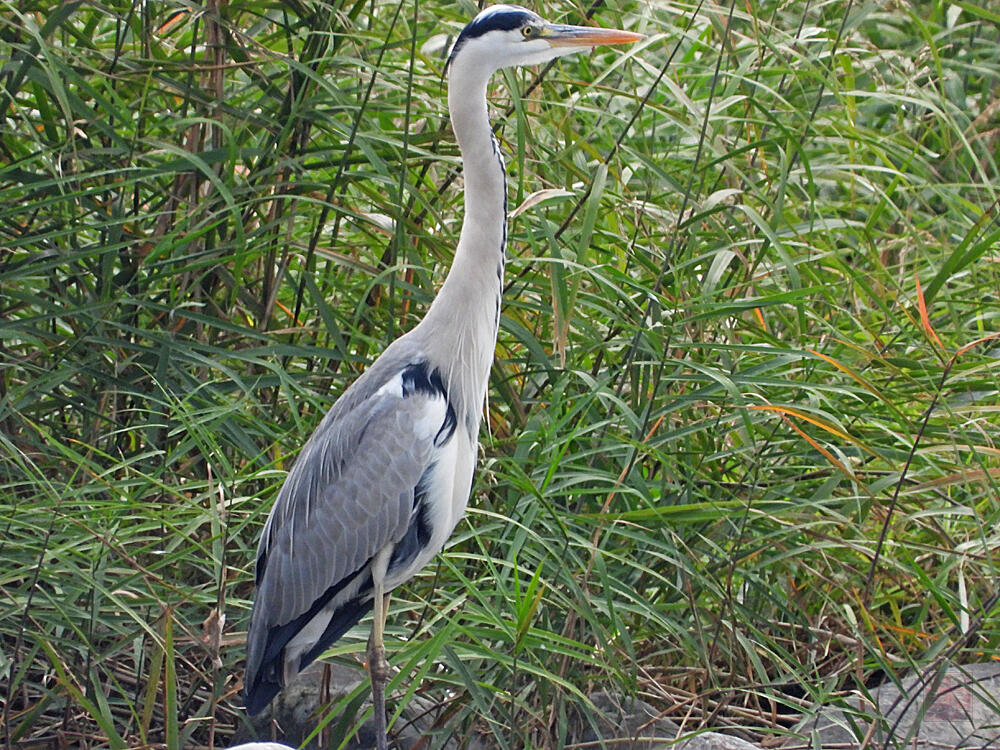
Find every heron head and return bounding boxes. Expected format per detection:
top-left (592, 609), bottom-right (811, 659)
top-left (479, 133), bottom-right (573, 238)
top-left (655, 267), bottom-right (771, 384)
top-left (446, 5), bottom-right (642, 74)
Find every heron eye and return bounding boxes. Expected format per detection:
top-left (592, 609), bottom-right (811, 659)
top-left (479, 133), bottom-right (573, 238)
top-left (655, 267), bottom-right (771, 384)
top-left (521, 26), bottom-right (535, 38)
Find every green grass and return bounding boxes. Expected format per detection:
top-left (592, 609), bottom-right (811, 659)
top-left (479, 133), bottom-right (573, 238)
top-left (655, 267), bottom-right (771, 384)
top-left (2, 0), bottom-right (999, 748)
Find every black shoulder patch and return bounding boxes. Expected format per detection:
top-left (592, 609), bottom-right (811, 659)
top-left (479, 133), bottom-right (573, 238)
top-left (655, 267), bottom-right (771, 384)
top-left (400, 362), bottom-right (445, 398)
top-left (435, 401), bottom-right (457, 447)
top-left (400, 363), bottom-right (457, 446)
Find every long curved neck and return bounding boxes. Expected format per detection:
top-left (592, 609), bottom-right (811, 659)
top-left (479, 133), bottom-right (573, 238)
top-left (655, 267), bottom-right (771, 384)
top-left (418, 62), bottom-right (507, 435)
top-left (448, 69), bottom-right (508, 250)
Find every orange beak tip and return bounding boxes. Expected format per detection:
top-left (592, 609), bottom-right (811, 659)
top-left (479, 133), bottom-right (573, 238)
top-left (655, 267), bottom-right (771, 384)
top-left (545, 25), bottom-right (646, 48)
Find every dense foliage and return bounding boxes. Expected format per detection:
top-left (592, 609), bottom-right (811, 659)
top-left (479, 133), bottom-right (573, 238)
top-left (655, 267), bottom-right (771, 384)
top-left (2, 0), bottom-right (999, 747)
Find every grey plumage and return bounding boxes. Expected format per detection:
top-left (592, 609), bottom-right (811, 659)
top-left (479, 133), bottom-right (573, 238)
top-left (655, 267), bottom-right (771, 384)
top-left (245, 340), bottom-right (471, 712)
top-left (243, 5), bottom-right (641, 738)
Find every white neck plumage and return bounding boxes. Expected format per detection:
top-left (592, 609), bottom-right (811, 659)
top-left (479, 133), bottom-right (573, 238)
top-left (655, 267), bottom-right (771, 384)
top-left (417, 61), bottom-right (507, 437)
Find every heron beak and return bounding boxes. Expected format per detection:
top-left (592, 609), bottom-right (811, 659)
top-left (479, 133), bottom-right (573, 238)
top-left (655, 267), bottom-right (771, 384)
top-left (541, 23), bottom-right (644, 49)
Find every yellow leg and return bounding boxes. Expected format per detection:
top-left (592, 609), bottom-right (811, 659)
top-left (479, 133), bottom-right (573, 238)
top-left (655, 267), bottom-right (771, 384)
top-left (369, 585), bottom-right (391, 750)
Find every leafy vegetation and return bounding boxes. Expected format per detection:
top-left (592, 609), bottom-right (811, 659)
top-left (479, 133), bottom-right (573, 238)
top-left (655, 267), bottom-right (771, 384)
top-left (2, 0), bottom-right (999, 748)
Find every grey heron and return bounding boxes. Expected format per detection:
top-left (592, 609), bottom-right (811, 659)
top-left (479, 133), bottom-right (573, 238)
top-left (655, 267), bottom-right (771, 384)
top-left (244, 4), bottom-right (641, 746)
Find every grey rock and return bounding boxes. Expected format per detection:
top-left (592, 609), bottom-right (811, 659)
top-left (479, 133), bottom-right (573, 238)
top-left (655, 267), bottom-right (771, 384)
top-left (572, 690), bottom-right (763, 750)
top-left (792, 662), bottom-right (1000, 749)
top-left (232, 667), bottom-right (768, 750)
top-left (672, 733), bottom-right (764, 750)
top-left (570, 689), bottom-right (682, 748)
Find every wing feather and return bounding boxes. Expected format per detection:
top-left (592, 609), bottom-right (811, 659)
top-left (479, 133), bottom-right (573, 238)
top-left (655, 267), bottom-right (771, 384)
top-left (245, 373), bottom-right (449, 711)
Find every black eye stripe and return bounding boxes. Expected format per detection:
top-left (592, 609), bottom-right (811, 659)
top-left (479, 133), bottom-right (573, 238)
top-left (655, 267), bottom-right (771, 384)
top-left (446, 6), bottom-right (542, 70)
top-left (464, 8), bottom-right (536, 38)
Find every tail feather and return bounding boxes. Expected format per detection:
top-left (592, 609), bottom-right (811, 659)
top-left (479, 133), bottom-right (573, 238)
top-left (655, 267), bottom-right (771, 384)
top-left (244, 672), bottom-right (283, 715)
top-left (243, 596), bottom-right (371, 715)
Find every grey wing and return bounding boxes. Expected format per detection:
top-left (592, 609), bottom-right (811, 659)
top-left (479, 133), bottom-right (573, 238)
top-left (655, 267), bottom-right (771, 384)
top-left (244, 383), bottom-right (447, 712)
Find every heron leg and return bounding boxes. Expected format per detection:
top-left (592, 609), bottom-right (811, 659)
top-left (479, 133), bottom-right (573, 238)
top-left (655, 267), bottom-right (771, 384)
top-left (369, 584), bottom-right (391, 750)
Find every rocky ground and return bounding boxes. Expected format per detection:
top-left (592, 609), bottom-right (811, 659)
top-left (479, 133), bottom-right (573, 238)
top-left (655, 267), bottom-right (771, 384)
top-left (233, 661), bottom-right (1000, 749)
